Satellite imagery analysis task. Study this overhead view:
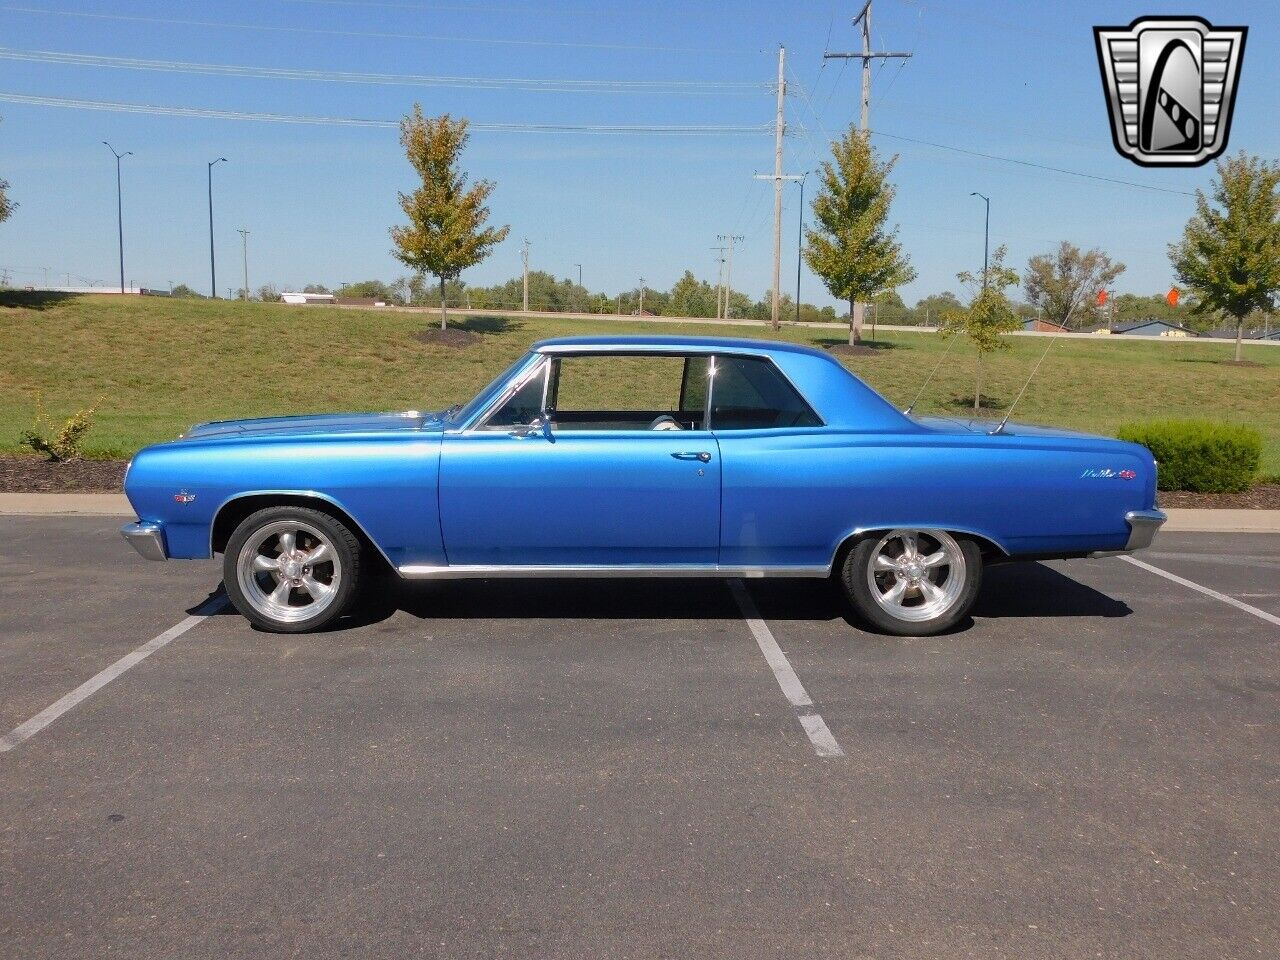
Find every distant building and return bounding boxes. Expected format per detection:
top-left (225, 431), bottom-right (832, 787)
top-left (1021, 317), bottom-right (1070, 333)
top-left (1254, 327), bottom-right (1280, 341)
top-left (281, 291), bottom-right (336, 305)
top-left (1115, 319), bottom-right (1198, 337)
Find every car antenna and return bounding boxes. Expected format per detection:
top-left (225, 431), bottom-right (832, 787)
top-left (904, 329), bottom-right (960, 416)
top-left (990, 317), bottom-right (1070, 435)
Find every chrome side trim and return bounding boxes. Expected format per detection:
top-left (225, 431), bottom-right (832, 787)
top-left (121, 521), bottom-right (168, 561)
top-left (396, 563), bottom-right (830, 580)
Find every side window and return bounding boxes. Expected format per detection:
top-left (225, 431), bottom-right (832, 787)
top-left (548, 355), bottom-right (712, 431)
top-left (484, 363), bottom-right (547, 428)
top-left (710, 356), bottom-right (821, 430)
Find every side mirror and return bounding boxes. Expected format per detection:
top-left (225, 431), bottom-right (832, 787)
top-left (510, 416), bottom-right (555, 442)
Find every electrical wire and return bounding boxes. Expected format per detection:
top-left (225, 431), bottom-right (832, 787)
top-left (0, 91), bottom-right (773, 135)
top-left (0, 47), bottom-right (765, 95)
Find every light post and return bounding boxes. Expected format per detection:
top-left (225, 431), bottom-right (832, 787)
top-left (970, 191), bottom-right (990, 290)
top-left (102, 142), bottom-right (132, 294)
top-left (794, 171), bottom-right (810, 324)
top-left (208, 158), bottom-right (227, 298)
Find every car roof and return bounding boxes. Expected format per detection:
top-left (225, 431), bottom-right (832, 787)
top-left (531, 334), bottom-right (829, 359)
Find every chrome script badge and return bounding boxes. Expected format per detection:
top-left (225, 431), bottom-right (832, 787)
top-left (1094, 16), bottom-right (1246, 167)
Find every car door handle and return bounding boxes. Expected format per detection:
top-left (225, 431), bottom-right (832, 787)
top-left (672, 451), bottom-right (712, 463)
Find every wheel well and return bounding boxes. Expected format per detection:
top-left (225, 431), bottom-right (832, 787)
top-left (211, 494), bottom-right (385, 569)
top-left (832, 528), bottom-right (1007, 574)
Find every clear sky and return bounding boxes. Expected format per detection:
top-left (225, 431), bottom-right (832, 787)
top-left (0, 0), bottom-right (1274, 305)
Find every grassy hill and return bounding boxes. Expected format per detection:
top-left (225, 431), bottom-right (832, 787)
top-left (3, 292), bottom-right (1278, 472)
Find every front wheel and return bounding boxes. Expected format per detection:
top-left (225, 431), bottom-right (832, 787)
top-left (223, 506), bottom-right (361, 632)
top-left (841, 529), bottom-right (982, 636)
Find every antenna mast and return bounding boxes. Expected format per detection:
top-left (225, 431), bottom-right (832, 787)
top-left (990, 323), bottom-right (1070, 435)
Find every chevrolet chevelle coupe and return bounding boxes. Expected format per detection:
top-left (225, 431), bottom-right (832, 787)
top-left (122, 335), bottom-right (1165, 635)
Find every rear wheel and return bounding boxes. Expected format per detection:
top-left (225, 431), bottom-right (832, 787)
top-left (841, 529), bottom-right (982, 636)
top-left (223, 506), bottom-right (360, 633)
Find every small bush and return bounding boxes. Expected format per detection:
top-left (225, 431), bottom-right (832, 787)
top-left (1117, 419), bottom-right (1262, 493)
top-left (18, 397), bottom-right (97, 462)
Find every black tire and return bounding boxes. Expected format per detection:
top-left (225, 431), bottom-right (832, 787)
top-left (841, 530), bottom-right (983, 636)
top-left (222, 505), bottom-right (361, 633)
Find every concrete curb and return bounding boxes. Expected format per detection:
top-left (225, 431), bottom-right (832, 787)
top-left (2, 493), bottom-right (1279, 534)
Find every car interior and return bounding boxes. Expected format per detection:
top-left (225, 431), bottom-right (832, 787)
top-left (481, 353), bottom-right (822, 432)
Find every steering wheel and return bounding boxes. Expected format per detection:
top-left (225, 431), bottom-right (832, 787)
top-left (647, 415), bottom-right (683, 431)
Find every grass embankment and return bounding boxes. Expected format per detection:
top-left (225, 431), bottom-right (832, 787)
top-left (2, 292), bottom-right (1278, 472)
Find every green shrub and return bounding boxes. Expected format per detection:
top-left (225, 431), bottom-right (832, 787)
top-left (1117, 419), bottom-right (1262, 493)
top-left (18, 397), bottom-right (97, 462)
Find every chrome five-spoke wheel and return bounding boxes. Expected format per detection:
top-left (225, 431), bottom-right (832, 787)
top-left (842, 528), bottom-right (983, 636)
top-left (223, 506), bottom-right (361, 632)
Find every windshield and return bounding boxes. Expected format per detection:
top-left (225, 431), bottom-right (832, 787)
top-left (447, 352), bottom-right (539, 428)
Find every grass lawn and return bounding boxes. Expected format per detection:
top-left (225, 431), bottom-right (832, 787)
top-left (3, 292), bottom-right (1278, 472)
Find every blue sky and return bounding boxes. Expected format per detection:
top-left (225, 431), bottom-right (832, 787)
top-left (0, 0), bottom-right (1274, 305)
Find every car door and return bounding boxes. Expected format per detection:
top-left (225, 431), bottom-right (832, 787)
top-left (438, 353), bottom-right (721, 567)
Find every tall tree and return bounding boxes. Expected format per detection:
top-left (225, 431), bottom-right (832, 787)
top-left (940, 245), bottom-right (1022, 411)
top-left (1170, 152), bottom-right (1280, 362)
top-left (391, 106), bottom-right (509, 330)
top-left (1023, 242), bottom-right (1125, 329)
top-left (0, 118), bottom-right (12, 227)
top-left (668, 270), bottom-right (718, 318)
top-left (804, 127), bottom-right (915, 346)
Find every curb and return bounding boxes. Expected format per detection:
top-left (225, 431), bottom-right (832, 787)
top-left (2, 493), bottom-right (1279, 534)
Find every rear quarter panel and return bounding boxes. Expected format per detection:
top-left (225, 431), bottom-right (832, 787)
top-left (717, 429), bottom-right (1157, 566)
top-left (125, 433), bottom-right (444, 565)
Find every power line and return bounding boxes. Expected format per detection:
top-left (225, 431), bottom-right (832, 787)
top-left (0, 47), bottom-right (767, 95)
top-left (0, 92), bottom-right (772, 135)
top-left (0, 5), bottom-right (736, 54)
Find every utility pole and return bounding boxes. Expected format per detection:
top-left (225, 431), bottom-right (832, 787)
top-left (970, 192), bottom-right (990, 290)
top-left (575, 263), bottom-right (582, 312)
top-left (207, 157), bottom-right (227, 298)
top-left (521, 238), bottom-right (530, 312)
top-left (102, 142), bottom-right (131, 294)
top-left (823, 0), bottom-right (913, 135)
top-left (237, 229), bottom-right (250, 300)
top-left (718, 233), bottom-right (743, 320)
top-left (770, 46), bottom-right (786, 329)
top-left (639, 277), bottom-right (646, 316)
top-left (795, 172), bottom-right (810, 324)
top-left (711, 244), bottom-right (727, 319)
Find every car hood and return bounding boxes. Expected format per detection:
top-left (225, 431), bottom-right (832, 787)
top-left (910, 414), bottom-right (1105, 441)
top-left (179, 410), bottom-right (446, 441)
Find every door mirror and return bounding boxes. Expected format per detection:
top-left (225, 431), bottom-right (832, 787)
top-left (510, 416), bottom-right (554, 442)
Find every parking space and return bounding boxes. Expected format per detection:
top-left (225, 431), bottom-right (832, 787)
top-left (2, 517), bottom-right (1278, 958)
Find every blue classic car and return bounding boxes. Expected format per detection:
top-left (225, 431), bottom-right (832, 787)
top-left (122, 335), bottom-right (1165, 635)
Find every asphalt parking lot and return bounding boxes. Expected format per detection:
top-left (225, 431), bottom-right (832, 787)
top-left (2, 516), bottom-right (1278, 959)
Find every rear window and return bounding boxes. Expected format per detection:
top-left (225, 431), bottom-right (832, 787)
top-left (710, 355), bottom-right (822, 430)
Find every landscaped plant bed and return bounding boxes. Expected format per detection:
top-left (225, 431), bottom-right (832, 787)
top-left (0, 454), bottom-right (127, 493)
top-left (1158, 484), bottom-right (1280, 510)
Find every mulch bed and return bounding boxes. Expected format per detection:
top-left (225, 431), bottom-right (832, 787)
top-left (414, 328), bottom-right (481, 348)
top-left (0, 454), bottom-right (128, 492)
top-left (1158, 483), bottom-right (1280, 510)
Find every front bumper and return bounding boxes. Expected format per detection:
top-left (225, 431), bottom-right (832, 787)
top-left (121, 521), bottom-right (168, 561)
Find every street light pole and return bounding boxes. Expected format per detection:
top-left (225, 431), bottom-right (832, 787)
top-left (795, 172), bottom-right (810, 324)
top-left (208, 158), bottom-right (227, 298)
top-left (102, 142), bottom-right (132, 294)
top-left (970, 192), bottom-right (990, 290)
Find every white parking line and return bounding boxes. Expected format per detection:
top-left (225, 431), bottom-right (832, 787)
top-left (729, 580), bottom-right (845, 758)
top-left (0, 595), bottom-right (228, 754)
top-left (1121, 556), bottom-right (1280, 628)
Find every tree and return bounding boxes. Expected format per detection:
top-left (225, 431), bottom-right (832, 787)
top-left (940, 245), bottom-right (1023, 411)
top-left (1111, 292), bottom-right (1191, 326)
top-left (391, 106), bottom-right (509, 330)
top-left (0, 117), bottom-right (12, 226)
top-left (257, 283), bottom-right (282, 302)
top-left (668, 270), bottom-right (718, 318)
top-left (1169, 152), bottom-right (1280, 362)
top-left (170, 284), bottom-right (206, 299)
top-left (804, 127), bottom-right (915, 345)
top-left (1023, 242), bottom-right (1125, 329)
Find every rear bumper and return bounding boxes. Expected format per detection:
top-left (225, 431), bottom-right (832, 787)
top-left (1090, 509), bottom-right (1166, 557)
top-left (121, 521), bottom-right (168, 561)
